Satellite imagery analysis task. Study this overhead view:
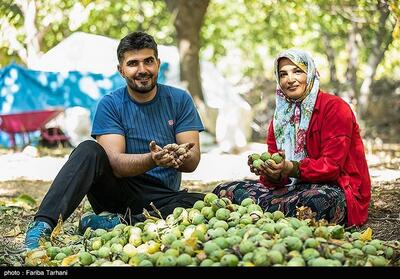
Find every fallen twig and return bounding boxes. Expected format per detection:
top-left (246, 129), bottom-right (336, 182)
top-left (369, 217), bottom-right (400, 221)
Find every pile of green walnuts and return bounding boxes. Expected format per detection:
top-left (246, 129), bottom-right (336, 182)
top-left (251, 152), bottom-right (283, 169)
top-left (25, 193), bottom-right (398, 267)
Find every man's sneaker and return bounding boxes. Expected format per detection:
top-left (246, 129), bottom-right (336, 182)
top-left (25, 221), bottom-right (52, 250)
top-left (78, 211), bottom-right (121, 233)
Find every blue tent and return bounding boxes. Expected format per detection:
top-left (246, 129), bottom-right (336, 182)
top-left (0, 63), bottom-right (168, 148)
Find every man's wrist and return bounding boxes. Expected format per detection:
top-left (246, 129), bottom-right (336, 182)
top-left (148, 153), bottom-right (157, 168)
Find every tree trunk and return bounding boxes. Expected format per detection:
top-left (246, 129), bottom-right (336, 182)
top-left (137, 1), bottom-right (144, 31)
top-left (358, 0), bottom-right (394, 117)
top-left (165, 0), bottom-right (210, 104)
top-left (345, 21), bottom-right (360, 102)
top-left (15, 0), bottom-right (42, 67)
top-left (321, 32), bottom-right (339, 95)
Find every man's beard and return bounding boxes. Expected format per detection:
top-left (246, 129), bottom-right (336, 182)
top-left (127, 73), bottom-right (157, 94)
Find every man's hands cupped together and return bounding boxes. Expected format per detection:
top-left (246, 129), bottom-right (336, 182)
top-left (150, 141), bottom-right (195, 169)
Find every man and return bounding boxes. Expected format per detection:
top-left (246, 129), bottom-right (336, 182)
top-left (25, 31), bottom-right (205, 250)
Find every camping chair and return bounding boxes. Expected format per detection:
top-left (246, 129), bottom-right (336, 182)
top-left (40, 127), bottom-right (71, 148)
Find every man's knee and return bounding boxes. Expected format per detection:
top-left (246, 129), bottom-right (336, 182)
top-left (71, 140), bottom-right (107, 159)
top-left (76, 140), bottom-right (102, 150)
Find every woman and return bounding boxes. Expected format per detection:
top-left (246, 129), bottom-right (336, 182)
top-left (213, 49), bottom-right (371, 226)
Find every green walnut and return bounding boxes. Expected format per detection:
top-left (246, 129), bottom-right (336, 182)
top-left (251, 153), bottom-right (261, 161)
top-left (271, 153), bottom-right (283, 164)
top-left (252, 159), bottom-right (264, 169)
top-left (260, 152), bottom-right (271, 161)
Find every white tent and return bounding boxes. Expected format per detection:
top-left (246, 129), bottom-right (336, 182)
top-left (31, 32), bottom-right (119, 75)
top-left (32, 32), bottom-right (252, 152)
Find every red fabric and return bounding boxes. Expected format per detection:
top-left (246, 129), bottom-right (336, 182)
top-left (260, 91), bottom-right (371, 226)
top-left (0, 109), bottom-right (62, 133)
top-left (0, 109), bottom-right (63, 148)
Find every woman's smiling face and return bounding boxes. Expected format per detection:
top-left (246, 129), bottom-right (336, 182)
top-left (278, 58), bottom-right (307, 100)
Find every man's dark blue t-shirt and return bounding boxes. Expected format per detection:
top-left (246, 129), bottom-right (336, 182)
top-left (91, 84), bottom-right (204, 201)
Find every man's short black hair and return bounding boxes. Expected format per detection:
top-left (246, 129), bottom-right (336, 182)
top-left (117, 31), bottom-right (158, 63)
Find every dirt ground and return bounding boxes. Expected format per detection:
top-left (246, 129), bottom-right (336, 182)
top-left (0, 145), bottom-right (399, 266)
top-left (0, 177), bottom-right (399, 266)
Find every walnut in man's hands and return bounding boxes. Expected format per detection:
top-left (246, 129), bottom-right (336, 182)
top-left (162, 142), bottom-right (195, 168)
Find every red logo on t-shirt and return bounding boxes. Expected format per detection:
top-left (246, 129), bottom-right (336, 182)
top-left (168, 120), bottom-right (174, 126)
